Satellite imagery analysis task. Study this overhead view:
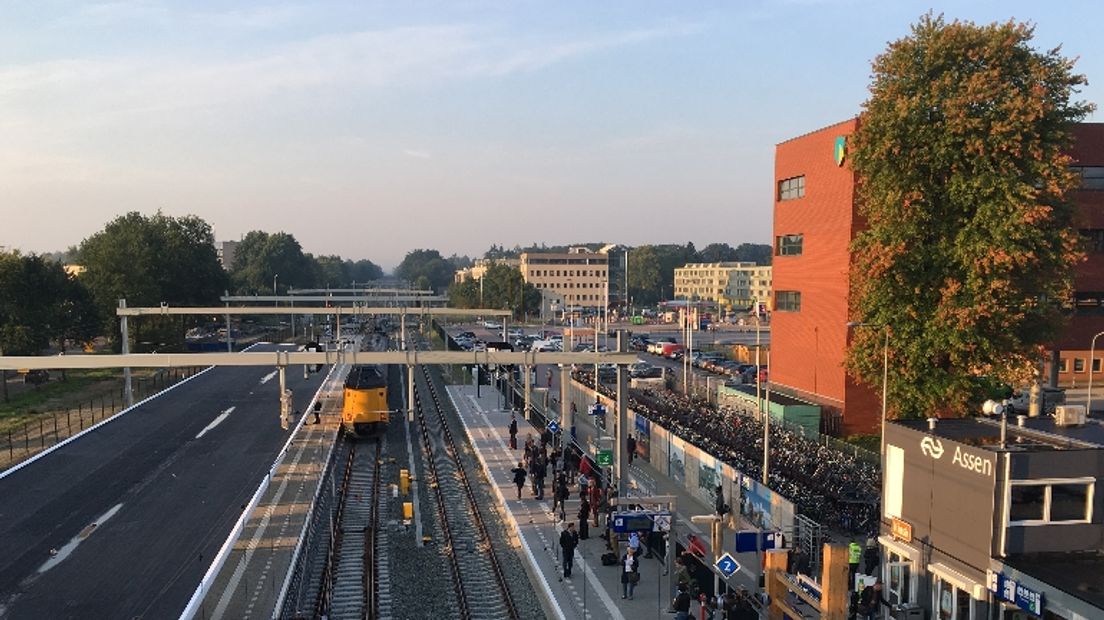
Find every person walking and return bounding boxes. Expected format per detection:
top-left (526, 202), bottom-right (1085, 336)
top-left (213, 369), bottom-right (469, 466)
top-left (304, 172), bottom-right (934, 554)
top-left (312, 401), bottom-right (322, 424)
top-left (577, 497), bottom-right (590, 540)
top-left (620, 546), bottom-right (640, 600)
top-left (553, 475), bottom-right (569, 520)
top-left (534, 455), bottom-right (547, 500)
top-left (508, 415), bottom-right (518, 450)
top-left (858, 579), bottom-right (890, 620)
top-left (511, 462), bottom-right (528, 500)
top-left (559, 522), bottom-right (579, 579)
top-left (863, 536), bottom-right (880, 576)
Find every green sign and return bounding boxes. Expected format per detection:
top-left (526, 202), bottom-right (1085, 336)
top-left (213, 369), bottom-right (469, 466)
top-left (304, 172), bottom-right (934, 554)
top-left (597, 450), bottom-right (613, 466)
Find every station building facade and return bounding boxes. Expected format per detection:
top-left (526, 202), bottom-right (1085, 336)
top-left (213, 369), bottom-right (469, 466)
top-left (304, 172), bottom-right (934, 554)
top-left (880, 416), bottom-right (1104, 620)
top-left (770, 121), bottom-right (1104, 433)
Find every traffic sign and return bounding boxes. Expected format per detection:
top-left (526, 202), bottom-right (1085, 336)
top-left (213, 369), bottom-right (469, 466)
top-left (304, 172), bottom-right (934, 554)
top-left (652, 513), bottom-right (672, 532)
top-left (715, 553), bottom-right (741, 578)
top-left (597, 449), bottom-right (613, 466)
top-left (546, 420), bottom-right (561, 434)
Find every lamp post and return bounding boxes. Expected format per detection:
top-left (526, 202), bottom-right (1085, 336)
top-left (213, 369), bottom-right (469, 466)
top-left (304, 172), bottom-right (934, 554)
top-left (1087, 330), bottom-right (1104, 415)
top-left (273, 274), bottom-right (279, 308)
top-left (846, 321), bottom-right (890, 457)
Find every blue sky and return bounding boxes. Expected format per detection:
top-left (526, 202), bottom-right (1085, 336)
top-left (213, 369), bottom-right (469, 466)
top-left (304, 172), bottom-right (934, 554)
top-left (1, 1), bottom-right (1101, 270)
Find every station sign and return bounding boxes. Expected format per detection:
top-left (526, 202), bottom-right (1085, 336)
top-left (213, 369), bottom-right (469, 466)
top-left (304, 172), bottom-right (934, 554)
top-left (546, 420), bottom-right (561, 434)
top-left (715, 553), bottom-right (741, 578)
top-left (597, 449), bottom-right (613, 466)
top-left (588, 403), bottom-right (607, 416)
top-left (734, 530), bottom-right (784, 553)
top-left (890, 517), bottom-right (913, 543)
top-left (988, 570), bottom-right (1044, 617)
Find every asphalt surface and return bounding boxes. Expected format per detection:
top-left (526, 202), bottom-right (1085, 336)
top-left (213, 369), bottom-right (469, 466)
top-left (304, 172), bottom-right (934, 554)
top-left (0, 343), bottom-right (326, 620)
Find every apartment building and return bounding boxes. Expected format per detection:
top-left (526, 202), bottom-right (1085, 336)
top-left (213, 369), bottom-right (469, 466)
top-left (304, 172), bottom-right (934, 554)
top-left (673, 262), bottom-right (771, 308)
top-left (520, 248), bottom-right (609, 310)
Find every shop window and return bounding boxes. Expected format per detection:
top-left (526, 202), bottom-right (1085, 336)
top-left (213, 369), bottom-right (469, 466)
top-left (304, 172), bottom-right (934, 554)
top-left (1058, 358), bottom-right (1068, 373)
top-left (886, 559), bottom-right (913, 606)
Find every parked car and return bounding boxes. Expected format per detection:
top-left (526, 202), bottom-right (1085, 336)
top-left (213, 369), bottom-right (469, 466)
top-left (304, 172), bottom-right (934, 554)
top-left (483, 321), bottom-right (502, 330)
top-left (629, 362), bottom-right (663, 379)
top-left (1006, 387), bottom-right (1066, 415)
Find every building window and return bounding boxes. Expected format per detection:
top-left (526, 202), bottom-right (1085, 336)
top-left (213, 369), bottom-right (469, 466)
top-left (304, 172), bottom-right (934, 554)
top-left (1073, 166), bottom-right (1104, 190)
top-left (1009, 480), bottom-right (1093, 524)
top-left (1059, 358), bottom-right (1068, 373)
top-left (1080, 229), bottom-right (1104, 253)
top-left (775, 291), bottom-right (801, 312)
top-left (1094, 358), bottom-right (1101, 373)
top-left (885, 555), bottom-right (913, 606)
top-left (776, 234), bottom-right (804, 256)
top-left (778, 175), bottom-right (805, 200)
top-left (1075, 358), bottom-right (1086, 373)
top-left (1010, 485), bottom-right (1046, 522)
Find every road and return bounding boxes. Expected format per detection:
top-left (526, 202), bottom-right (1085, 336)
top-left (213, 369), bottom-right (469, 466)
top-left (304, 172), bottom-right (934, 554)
top-left (0, 343), bottom-right (326, 620)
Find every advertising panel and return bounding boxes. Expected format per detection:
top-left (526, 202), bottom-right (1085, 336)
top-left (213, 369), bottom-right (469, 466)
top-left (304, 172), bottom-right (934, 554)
top-left (633, 413), bottom-right (651, 463)
top-left (669, 436), bottom-right (685, 484)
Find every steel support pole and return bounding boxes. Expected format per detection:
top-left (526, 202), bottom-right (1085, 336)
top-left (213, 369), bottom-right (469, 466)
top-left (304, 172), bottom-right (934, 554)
top-left (616, 330), bottom-right (628, 499)
top-left (1089, 331), bottom-right (1104, 415)
top-left (119, 299), bottom-right (133, 407)
top-left (523, 361), bottom-right (531, 421)
top-left (763, 351), bottom-right (771, 485)
top-left (400, 313), bottom-right (406, 352)
top-left (407, 364), bottom-right (415, 423)
top-left (560, 363), bottom-right (570, 434)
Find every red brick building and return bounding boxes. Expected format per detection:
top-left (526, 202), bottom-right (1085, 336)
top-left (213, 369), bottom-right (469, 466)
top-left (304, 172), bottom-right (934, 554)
top-left (771, 121), bottom-right (1104, 433)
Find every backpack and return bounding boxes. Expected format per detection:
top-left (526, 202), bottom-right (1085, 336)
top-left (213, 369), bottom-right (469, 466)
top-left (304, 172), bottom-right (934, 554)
top-left (601, 552), bottom-right (618, 566)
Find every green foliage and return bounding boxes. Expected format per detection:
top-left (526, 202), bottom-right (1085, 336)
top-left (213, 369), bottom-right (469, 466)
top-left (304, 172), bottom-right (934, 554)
top-left (447, 263), bottom-right (541, 319)
top-left (75, 212), bottom-right (227, 336)
top-left (627, 244), bottom-right (698, 305)
top-left (847, 14), bottom-right (1094, 419)
top-left (0, 252), bottom-right (98, 355)
top-left (395, 249), bottom-right (455, 291)
top-left (230, 231), bottom-right (314, 294)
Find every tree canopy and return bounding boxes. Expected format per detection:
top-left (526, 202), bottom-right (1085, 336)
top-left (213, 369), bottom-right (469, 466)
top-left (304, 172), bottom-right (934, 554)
top-left (448, 263), bottom-right (541, 319)
top-left (230, 231), bottom-right (315, 294)
top-left (0, 252), bottom-right (96, 355)
top-left (76, 212), bottom-right (227, 333)
top-left (846, 14), bottom-right (1094, 419)
top-left (395, 249), bottom-right (455, 291)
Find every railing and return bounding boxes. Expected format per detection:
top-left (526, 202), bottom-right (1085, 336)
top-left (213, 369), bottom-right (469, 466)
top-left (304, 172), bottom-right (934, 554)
top-left (1, 367), bottom-right (201, 471)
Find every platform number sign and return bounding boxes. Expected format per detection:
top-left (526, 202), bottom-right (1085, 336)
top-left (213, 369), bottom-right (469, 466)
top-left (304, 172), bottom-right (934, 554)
top-left (546, 420), bottom-right (561, 435)
top-left (715, 553), bottom-right (741, 578)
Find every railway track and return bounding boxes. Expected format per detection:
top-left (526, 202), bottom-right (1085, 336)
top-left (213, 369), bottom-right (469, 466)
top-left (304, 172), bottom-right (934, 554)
top-left (413, 363), bottom-right (520, 620)
top-left (317, 435), bottom-right (390, 620)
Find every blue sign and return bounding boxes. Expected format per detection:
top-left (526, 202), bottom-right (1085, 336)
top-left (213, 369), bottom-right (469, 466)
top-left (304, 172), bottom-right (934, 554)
top-left (612, 512), bottom-right (655, 533)
top-left (734, 530), bottom-right (785, 553)
top-left (715, 553), bottom-right (741, 578)
top-left (988, 570), bottom-right (1044, 616)
top-left (546, 420), bottom-right (561, 434)
top-left (588, 403), bottom-right (606, 416)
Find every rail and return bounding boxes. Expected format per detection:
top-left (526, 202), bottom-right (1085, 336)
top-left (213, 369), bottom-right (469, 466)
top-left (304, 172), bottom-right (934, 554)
top-left (414, 362), bottom-right (520, 620)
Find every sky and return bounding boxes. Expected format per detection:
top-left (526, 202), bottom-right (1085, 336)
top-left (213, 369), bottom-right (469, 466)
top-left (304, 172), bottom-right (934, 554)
top-left (1, 1), bottom-right (1102, 271)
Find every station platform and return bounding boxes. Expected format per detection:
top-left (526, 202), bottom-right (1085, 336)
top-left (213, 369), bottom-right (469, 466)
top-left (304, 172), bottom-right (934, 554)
top-left (188, 362), bottom-right (350, 620)
top-left (447, 383), bottom-right (765, 620)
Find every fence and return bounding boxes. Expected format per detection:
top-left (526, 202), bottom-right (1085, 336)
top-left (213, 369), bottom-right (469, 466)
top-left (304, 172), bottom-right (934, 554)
top-left (1, 367), bottom-right (200, 470)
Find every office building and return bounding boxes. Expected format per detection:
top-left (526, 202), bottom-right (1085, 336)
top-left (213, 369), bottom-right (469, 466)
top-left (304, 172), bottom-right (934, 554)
top-left (674, 262), bottom-right (771, 310)
top-left (520, 248), bottom-right (609, 310)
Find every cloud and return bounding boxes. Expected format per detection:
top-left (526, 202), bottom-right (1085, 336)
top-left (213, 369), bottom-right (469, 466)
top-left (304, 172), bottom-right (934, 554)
top-left (403, 149), bottom-right (432, 159)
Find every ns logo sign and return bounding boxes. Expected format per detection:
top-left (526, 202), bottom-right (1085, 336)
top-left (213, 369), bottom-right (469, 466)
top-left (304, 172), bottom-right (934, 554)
top-left (920, 436), bottom-right (993, 477)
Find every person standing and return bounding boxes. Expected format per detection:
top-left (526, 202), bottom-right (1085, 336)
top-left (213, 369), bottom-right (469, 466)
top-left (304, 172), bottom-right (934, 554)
top-left (511, 462), bottom-right (528, 500)
top-left (858, 579), bottom-right (890, 620)
top-left (620, 546), bottom-right (640, 600)
top-left (627, 434), bottom-right (637, 464)
top-left (559, 522), bottom-right (579, 578)
top-left (534, 455), bottom-right (547, 500)
top-left (577, 497), bottom-right (590, 540)
top-left (508, 415), bottom-right (518, 450)
top-left (848, 539), bottom-right (862, 587)
top-left (671, 582), bottom-right (692, 620)
top-left (863, 536), bottom-right (880, 576)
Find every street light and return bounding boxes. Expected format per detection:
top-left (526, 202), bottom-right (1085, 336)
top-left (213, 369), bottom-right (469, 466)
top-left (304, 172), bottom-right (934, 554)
top-left (273, 274), bottom-right (279, 308)
top-left (1087, 330), bottom-right (1104, 415)
top-left (846, 321), bottom-right (890, 458)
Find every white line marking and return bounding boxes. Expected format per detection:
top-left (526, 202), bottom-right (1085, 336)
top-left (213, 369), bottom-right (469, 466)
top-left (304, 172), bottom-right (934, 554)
top-left (37, 503), bottom-right (124, 574)
top-left (259, 371), bottom-right (277, 385)
top-left (196, 407), bottom-right (236, 439)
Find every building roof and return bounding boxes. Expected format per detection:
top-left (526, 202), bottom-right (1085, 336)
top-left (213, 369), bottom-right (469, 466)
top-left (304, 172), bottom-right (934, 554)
top-left (1005, 552), bottom-right (1104, 612)
top-left (895, 417), bottom-right (1104, 452)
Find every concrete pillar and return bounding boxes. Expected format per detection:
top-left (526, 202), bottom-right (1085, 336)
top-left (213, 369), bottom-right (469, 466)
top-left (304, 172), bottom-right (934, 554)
top-left (119, 299), bottom-right (133, 407)
top-left (407, 363), bottom-right (415, 423)
top-left (523, 361), bottom-right (531, 422)
top-left (765, 548), bottom-right (789, 620)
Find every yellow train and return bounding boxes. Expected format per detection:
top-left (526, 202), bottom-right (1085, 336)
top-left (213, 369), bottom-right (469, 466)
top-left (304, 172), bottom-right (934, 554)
top-left (342, 365), bottom-right (389, 437)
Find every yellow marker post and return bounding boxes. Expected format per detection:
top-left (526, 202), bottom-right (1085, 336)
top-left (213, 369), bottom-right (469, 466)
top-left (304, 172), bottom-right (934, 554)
top-left (399, 469), bottom-right (410, 495)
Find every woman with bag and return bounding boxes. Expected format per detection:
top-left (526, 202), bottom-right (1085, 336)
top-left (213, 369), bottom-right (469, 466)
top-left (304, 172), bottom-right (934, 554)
top-left (620, 546), bottom-right (640, 599)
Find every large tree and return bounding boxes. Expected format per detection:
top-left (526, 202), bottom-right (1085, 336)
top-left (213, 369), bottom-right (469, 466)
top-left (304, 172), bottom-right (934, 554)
top-left (0, 252), bottom-right (94, 356)
top-left (77, 212), bottom-right (227, 339)
top-left (395, 249), bottom-right (455, 291)
top-left (627, 243), bottom-right (698, 305)
top-left (448, 263), bottom-right (540, 319)
top-left (846, 15), bottom-right (1093, 419)
top-left (230, 231), bottom-right (315, 294)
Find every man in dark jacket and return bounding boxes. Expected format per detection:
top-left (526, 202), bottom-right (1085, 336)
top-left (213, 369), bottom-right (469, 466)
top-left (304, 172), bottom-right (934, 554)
top-left (671, 582), bottom-right (692, 620)
top-left (559, 523), bottom-right (579, 578)
top-left (627, 434), bottom-right (637, 464)
top-left (577, 497), bottom-right (590, 539)
top-left (511, 462), bottom-right (528, 500)
top-left (858, 579), bottom-right (889, 620)
top-left (508, 415), bottom-right (518, 450)
top-left (553, 475), bottom-right (569, 520)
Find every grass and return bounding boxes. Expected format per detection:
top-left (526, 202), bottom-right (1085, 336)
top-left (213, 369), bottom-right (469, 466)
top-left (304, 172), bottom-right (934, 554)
top-left (0, 368), bottom-right (164, 431)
